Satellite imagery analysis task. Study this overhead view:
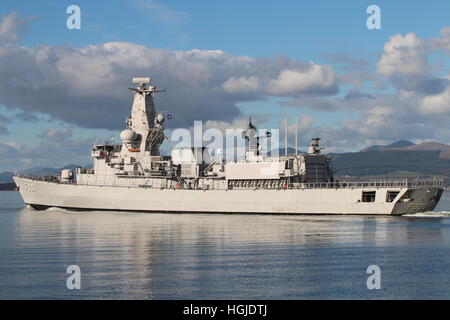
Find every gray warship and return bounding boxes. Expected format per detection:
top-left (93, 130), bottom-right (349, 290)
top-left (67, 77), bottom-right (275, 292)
top-left (14, 77), bottom-right (444, 215)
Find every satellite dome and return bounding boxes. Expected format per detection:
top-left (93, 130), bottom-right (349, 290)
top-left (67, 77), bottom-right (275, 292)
top-left (120, 129), bottom-right (137, 142)
top-left (156, 113), bottom-right (165, 124)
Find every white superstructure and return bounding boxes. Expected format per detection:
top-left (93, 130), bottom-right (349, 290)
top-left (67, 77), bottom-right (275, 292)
top-left (13, 77), bottom-right (444, 215)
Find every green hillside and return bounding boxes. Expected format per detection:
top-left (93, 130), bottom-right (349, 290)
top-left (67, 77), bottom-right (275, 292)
top-left (332, 150), bottom-right (450, 177)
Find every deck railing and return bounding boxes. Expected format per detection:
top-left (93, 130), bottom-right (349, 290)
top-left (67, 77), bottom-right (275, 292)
top-left (15, 174), bottom-right (444, 190)
top-left (292, 178), bottom-right (444, 190)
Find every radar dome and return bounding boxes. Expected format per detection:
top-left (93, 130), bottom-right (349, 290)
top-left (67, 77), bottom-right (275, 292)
top-left (120, 129), bottom-right (137, 142)
top-left (156, 113), bottom-right (165, 124)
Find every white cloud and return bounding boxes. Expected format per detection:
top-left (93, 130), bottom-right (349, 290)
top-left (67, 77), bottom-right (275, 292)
top-left (377, 32), bottom-right (449, 95)
top-left (420, 85), bottom-right (450, 114)
top-left (429, 27), bottom-right (450, 52)
top-left (222, 76), bottom-right (261, 93)
top-left (6, 12), bottom-right (450, 159)
top-left (38, 128), bottom-right (73, 143)
top-left (0, 114), bottom-right (9, 135)
top-left (204, 117), bottom-right (255, 132)
top-left (0, 13), bottom-right (341, 132)
top-left (377, 33), bottom-right (428, 77)
top-left (0, 135), bottom-right (94, 171)
top-left (0, 12), bottom-right (33, 44)
top-left (266, 64), bottom-right (338, 96)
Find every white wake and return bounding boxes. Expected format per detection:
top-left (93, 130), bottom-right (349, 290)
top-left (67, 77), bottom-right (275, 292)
top-left (404, 211), bottom-right (450, 218)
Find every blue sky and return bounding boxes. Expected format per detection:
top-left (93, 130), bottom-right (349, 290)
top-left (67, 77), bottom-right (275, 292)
top-left (1, 0), bottom-right (450, 170)
top-left (5, 1), bottom-right (450, 55)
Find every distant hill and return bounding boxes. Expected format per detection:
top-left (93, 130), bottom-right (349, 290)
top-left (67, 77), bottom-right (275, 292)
top-left (332, 150), bottom-right (450, 178)
top-left (360, 140), bottom-right (450, 161)
top-left (360, 140), bottom-right (450, 152)
top-left (403, 142), bottom-right (450, 152)
top-left (360, 140), bottom-right (415, 152)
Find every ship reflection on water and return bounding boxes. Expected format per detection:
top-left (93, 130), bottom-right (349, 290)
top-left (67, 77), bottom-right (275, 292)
top-left (1, 191), bottom-right (450, 299)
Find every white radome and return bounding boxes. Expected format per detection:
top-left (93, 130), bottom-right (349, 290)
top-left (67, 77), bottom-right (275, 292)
top-left (156, 113), bottom-right (164, 124)
top-left (120, 129), bottom-right (137, 142)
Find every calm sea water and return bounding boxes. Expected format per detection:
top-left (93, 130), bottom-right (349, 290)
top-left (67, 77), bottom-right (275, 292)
top-left (1, 191), bottom-right (450, 299)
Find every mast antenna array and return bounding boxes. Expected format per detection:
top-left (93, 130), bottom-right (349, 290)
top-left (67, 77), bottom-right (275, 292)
top-left (282, 116), bottom-right (301, 156)
top-left (129, 77), bottom-right (166, 95)
top-left (132, 77), bottom-right (150, 85)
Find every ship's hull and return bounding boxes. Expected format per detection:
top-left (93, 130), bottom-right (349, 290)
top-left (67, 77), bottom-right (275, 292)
top-left (13, 177), bottom-right (443, 215)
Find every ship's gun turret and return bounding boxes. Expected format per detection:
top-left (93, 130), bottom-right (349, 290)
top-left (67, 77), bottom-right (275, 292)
top-left (308, 137), bottom-right (323, 155)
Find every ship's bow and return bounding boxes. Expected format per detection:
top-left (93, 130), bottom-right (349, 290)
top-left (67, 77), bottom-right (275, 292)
top-left (391, 187), bottom-right (444, 215)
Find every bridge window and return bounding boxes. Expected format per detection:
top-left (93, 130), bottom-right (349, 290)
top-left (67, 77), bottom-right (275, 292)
top-left (362, 191), bottom-right (376, 202)
top-left (285, 159), bottom-right (293, 169)
top-left (386, 191), bottom-right (400, 202)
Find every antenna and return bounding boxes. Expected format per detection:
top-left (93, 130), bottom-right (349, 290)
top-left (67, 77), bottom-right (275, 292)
top-left (295, 116), bottom-right (298, 156)
top-left (132, 77), bottom-right (150, 85)
top-left (298, 116), bottom-right (301, 155)
top-left (129, 76), bottom-right (165, 95)
top-left (284, 117), bottom-right (288, 157)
